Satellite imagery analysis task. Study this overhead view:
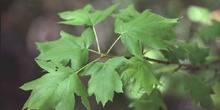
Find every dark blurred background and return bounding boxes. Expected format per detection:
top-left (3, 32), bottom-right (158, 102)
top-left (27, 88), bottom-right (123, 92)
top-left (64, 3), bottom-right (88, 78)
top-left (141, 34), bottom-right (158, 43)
top-left (1, 0), bottom-right (220, 110)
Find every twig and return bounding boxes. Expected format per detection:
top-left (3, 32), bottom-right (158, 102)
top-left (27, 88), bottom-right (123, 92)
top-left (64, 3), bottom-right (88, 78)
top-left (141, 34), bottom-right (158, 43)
top-left (106, 35), bottom-right (121, 54)
top-left (125, 56), bottom-right (220, 72)
top-left (93, 26), bottom-right (101, 54)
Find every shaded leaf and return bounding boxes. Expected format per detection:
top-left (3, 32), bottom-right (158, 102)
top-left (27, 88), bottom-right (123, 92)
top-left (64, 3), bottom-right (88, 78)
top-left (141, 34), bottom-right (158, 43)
top-left (161, 43), bottom-right (209, 65)
top-left (121, 57), bottom-right (160, 96)
top-left (185, 75), bottom-right (214, 109)
top-left (198, 20), bottom-right (220, 41)
top-left (161, 43), bottom-right (188, 63)
top-left (36, 27), bottom-right (95, 71)
top-left (185, 44), bottom-right (209, 65)
top-left (130, 89), bottom-right (167, 110)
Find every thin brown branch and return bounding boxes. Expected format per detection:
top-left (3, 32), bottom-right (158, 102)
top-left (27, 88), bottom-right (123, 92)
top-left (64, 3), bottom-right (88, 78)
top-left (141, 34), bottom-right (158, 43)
top-left (173, 65), bottom-right (181, 72)
top-left (124, 56), bottom-right (220, 72)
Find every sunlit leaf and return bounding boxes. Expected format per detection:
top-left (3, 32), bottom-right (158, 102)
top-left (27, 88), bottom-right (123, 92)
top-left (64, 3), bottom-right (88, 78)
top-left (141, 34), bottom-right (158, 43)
top-left (114, 7), bottom-right (178, 58)
top-left (82, 57), bottom-right (126, 106)
top-left (113, 5), bottom-right (140, 22)
top-left (59, 3), bottom-right (120, 26)
top-left (187, 6), bottom-right (211, 23)
top-left (20, 61), bottom-right (90, 110)
top-left (36, 27), bottom-right (95, 71)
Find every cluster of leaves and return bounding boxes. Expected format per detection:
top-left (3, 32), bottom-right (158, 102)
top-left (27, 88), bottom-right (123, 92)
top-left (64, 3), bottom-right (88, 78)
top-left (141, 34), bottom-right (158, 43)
top-left (20, 3), bottom-right (220, 110)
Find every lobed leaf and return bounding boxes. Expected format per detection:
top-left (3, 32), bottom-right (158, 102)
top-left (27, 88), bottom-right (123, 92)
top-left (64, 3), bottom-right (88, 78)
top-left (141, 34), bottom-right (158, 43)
top-left (59, 3), bottom-right (120, 26)
top-left (82, 57), bottom-right (127, 106)
top-left (20, 61), bottom-right (90, 110)
top-left (114, 6), bottom-right (178, 59)
top-left (198, 20), bottom-right (220, 41)
top-left (113, 5), bottom-right (140, 22)
top-left (130, 89), bottom-right (167, 110)
top-left (36, 27), bottom-right (95, 71)
top-left (185, 44), bottom-right (209, 65)
top-left (121, 57), bottom-right (160, 96)
top-left (185, 75), bottom-right (214, 109)
top-left (161, 43), bottom-right (209, 65)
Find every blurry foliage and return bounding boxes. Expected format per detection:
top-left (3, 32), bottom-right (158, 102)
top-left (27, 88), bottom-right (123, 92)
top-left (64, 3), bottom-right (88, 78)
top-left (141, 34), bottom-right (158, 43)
top-left (198, 20), bottom-right (220, 41)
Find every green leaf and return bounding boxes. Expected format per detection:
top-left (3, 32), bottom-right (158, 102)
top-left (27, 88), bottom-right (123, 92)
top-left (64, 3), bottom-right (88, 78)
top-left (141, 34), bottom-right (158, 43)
top-left (59, 3), bottom-right (120, 26)
top-left (185, 75), bottom-right (214, 109)
top-left (113, 5), bottom-right (140, 22)
top-left (120, 34), bottom-right (143, 59)
top-left (121, 57), bottom-right (160, 96)
top-left (130, 89), bottom-right (167, 110)
top-left (161, 43), bottom-right (209, 64)
top-left (161, 44), bottom-right (188, 63)
top-left (114, 9), bottom-right (178, 58)
top-left (58, 9), bottom-right (90, 25)
top-left (20, 61), bottom-right (91, 110)
top-left (198, 20), bottom-right (220, 41)
top-left (36, 27), bottom-right (95, 71)
top-left (36, 60), bottom-right (69, 74)
top-left (185, 44), bottom-right (209, 65)
top-left (187, 6), bottom-right (210, 23)
top-left (105, 57), bottom-right (128, 70)
top-left (91, 3), bottom-right (120, 25)
top-left (82, 26), bottom-right (96, 48)
top-left (83, 57), bottom-right (125, 106)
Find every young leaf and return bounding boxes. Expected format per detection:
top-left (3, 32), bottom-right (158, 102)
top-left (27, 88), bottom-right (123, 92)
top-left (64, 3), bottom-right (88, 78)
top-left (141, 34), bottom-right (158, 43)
top-left (114, 9), bottom-right (178, 58)
top-left (185, 75), bottom-right (214, 109)
top-left (59, 3), bottom-right (120, 26)
top-left (121, 57), bottom-right (160, 96)
top-left (82, 57), bottom-right (126, 106)
top-left (130, 89), bottom-right (167, 110)
top-left (36, 27), bottom-right (95, 71)
top-left (20, 61), bottom-right (91, 110)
